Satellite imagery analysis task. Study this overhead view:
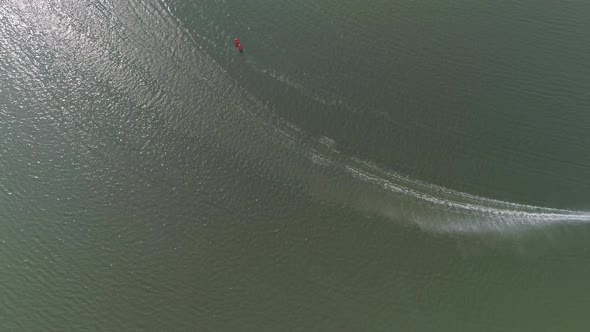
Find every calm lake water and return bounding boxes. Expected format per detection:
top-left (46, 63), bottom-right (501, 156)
top-left (2, 0), bottom-right (590, 330)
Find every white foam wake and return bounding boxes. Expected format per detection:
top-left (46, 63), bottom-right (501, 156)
top-left (129, 0), bottom-right (590, 235)
top-left (233, 52), bottom-right (590, 235)
top-left (344, 163), bottom-right (590, 233)
top-left (294, 133), bottom-right (590, 234)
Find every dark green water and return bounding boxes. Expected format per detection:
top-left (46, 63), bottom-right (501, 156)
top-left (2, 0), bottom-right (590, 330)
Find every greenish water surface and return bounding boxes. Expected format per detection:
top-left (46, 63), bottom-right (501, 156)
top-left (1, 0), bottom-right (590, 330)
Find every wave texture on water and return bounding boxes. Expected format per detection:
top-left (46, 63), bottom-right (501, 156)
top-left (3, 0), bottom-right (587, 238)
top-left (246, 65), bottom-right (590, 234)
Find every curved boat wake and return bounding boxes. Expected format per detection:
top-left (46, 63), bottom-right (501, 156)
top-left (108, 0), bottom-right (590, 234)
top-left (8, 0), bottom-right (587, 236)
top-left (245, 65), bottom-right (590, 234)
top-left (277, 125), bottom-right (590, 234)
top-left (339, 158), bottom-right (590, 234)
